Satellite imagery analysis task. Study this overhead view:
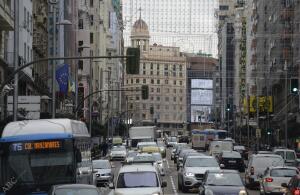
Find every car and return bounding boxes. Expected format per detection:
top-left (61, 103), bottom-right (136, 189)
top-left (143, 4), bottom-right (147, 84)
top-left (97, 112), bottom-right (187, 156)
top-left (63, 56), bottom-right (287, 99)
top-left (109, 146), bottom-right (127, 161)
top-left (109, 163), bottom-right (167, 195)
top-left (136, 142), bottom-right (157, 151)
top-left (157, 141), bottom-right (166, 158)
top-left (198, 170), bottom-right (247, 195)
top-left (166, 136), bottom-right (177, 147)
top-left (218, 151), bottom-right (245, 172)
top-left (234, 145), bottom-right (248, 160)
top-left (178, 155), bottom-right (220, 192)
top-left (177, 148), bottom-right (196, 166)
top-left (208, 140), bottom-right (233, 156)
top-left (182, 152), bottom-right (206, 167)
top-left (179, 136), bottom-right (190, 144)
top-left (171, 143), bottom-right (188, 160)
top-left (152, 152), bottom-right (165, 176)
top-left (281, 175), bottom-right (300, 195)
top-left (257, 151), bottom-right (274, 155)
top-left (174, 145), bottom-right (191, 163)
top-left (125, 150), bottom-right (138, 163)
top-left (93, 159), bottom-right (114, 187)
top-left (245, 154), bottom-right (284, 189)
top-left (259, 166), bottom-right (298, 195)
top-left (48, 184), bottom-right (101, 195)
top-left (141, 146), bottom-right (160, 154)
top-left (273, 148), bottom-right (298, 166)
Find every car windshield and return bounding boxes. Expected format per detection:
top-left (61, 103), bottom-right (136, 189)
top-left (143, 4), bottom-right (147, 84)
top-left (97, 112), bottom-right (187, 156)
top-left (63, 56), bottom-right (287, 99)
top-left (253, 156), bottom-right (284, 167)
top-left (152, 153), bottom-right (162, 161)
top-left (185, 158), bottom-right (219, 167)
top-left (93, 160), bottom-right (110, 169)
top-left (211, 141), bottom-right (233, 151)
top-left (222, 152), bottom-right (241, 158)
top-left (112, 147), bottom-right (126, 151)
top-left (117, 172), bottom-right (159, 188)
top-left (127, 152), bottom-right (138, 158)
top-left (180, 150), bottom-right (195, 157)
top-left (234, 146), bottom-right (245, 150)
top-left (54, 188), bottom-right (99, 195)
top-left (270, 169), bottom-right (298, 177)
top-left (133, 155), bottom-right (155, 162)
top-left (206, 173), bottom-right (243, 186)
top-left (169, 137), bottom-right (177, 142)
top-left (275, 151), bottom-right (285, 159)
top-left (286, 151), bottom-right (296, 160)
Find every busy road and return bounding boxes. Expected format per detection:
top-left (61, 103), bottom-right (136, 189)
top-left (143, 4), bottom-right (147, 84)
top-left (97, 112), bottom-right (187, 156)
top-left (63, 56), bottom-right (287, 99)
top-left (99, 146), bottom-right (260, 195)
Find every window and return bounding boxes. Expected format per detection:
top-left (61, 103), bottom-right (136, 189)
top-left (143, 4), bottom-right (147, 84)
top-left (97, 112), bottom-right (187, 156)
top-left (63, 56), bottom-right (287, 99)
top-left (143, 104), bottom-right (146, 109)
top-left (90, 0), bottom-right (93, 7)
top-left (180, 89), bottom-right (183, 93)
top-left (173, 97), bottom-right (177, 102)
top-left (78, 19), bottom-right (83, 29)
top-left (180, 97), bottom-right (183, 102)
top-left (173, 89), bottom-right (176, 93)
top-left (157, 80), bottom-right (160, 84)
top-left (180, 81), bottom-right (183, 85)
top-left (174, 80), bottom-right (176, 85)
top-left (143, 63), bottom-right (146, 69)
top-left (166, 88), bottom-right (170, 93)
top-left (150, 63), bottom-right (153, 69)
top-left (136, 79), bottom-right (139, 83)
top-left (136, 96), bottom-right (140, 100)
top-left (151, 88), bottom-right (154, 92)
top-left (78, 41), bottom-right (83, 46)
top-left (131, 79), bottom-right (133, 84)
top-left (173, 64), bottom-right (176, 71)
top-left (165, 97), bottom-right (169, 101)
top-left (90, 33), bottom-right (94, 44)
top-left (156, 96), bottom-right (160, 101)
top-left (151, 79), bottom-right (154, 84)
top-left (164, 64), bottom-right (168, 70)
top-left (142, 114), bottom-right (146, 119)
top-left (90, 15), bottom-right (94, 26)
top-left (157, 71), bottom-right (160, 76)
top-left (164, 72), bottom-right (168, 76)
top-left (157, 88), bottom-right (160, 93)
top-left (179, 72), bottom-right (183, 77)
top-left (156, 105), bottom-right (160, 109)
top-left (165, 105), bottom-right (169, 110)
top-left (150, 96), bottom-right (154, 101)
top-left (157, 64), bottom-right (160, 70)
top-left (219, 5), bottom-right (229, 10)
top-left (150, 71), bottom-right (153, 75)
top-left (173, 71), bottom-right (176, 77)
top-left (143, 71), bottom-right (146, 75)
top-left (165, 80), bottom-right (168, 84)
top-left (78, 60), bottom-right (83, 70)
top-left (143, 79), bottom-right (146, 84)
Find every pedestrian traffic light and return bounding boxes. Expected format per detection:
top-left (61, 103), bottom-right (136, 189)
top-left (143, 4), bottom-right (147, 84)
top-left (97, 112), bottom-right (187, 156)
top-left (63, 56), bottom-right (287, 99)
top-left (126, 47), bottom-right (140, 74)
top-left (141, 85), bottom-right (149, 99)
top-left (291, 79), bottom-right (299, 94)
top-left (226, 104), bottom-right (231, 112)
top-left (150, 107), bottom-right (154, 115)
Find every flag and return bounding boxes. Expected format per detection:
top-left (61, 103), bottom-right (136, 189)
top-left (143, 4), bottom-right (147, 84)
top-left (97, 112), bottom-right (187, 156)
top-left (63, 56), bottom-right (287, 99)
top-left (56, 64), bottom-right (69, 94)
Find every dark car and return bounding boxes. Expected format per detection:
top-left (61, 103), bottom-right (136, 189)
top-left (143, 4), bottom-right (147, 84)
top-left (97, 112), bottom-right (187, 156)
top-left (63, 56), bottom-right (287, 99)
top-left (176, 149), bottom-right (195, 166)
top-left (199, 170), bottom-right (247, 195)
top-left (281, 175), bottom-right (300, 195)
top-left (174, 146), bottom-right (190, 163)
top-left (234, 145), bottom-right (248, 160)
top-left (179, 136), bottom-right (190, 144)
top-left (217, 151), bottom-right (245, 172)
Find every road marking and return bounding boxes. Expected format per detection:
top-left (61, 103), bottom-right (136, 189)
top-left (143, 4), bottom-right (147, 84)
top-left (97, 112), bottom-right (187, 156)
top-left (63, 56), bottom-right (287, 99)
top-left (170, 176), bottom-right (178, 195)
top-left (166, 159), bottom-right (170, 169)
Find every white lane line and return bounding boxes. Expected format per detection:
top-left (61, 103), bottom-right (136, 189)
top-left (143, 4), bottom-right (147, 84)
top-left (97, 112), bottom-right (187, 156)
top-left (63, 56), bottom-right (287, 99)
top-left (166, 159), bottom-right (170, 169)
top-left (170, 176), bottom-right (178, 195)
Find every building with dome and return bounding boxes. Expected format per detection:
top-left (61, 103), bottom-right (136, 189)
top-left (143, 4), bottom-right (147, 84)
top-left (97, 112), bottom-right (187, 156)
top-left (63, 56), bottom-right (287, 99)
top-left (124, 18), bottom-right (187, 135)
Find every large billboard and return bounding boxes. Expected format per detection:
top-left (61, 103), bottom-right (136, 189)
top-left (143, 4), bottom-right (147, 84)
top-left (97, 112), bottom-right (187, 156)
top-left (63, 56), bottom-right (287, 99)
top-left (191, 79), bottom-right (213, 89)
top-left (191, 89), bottom-right (213, 105)
top-left (191, 105), bottom-right (213, 123)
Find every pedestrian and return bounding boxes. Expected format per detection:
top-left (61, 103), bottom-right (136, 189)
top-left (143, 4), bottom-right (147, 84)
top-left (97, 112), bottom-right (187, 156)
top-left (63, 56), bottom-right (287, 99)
top-left (102, 141), bottom-right (108, 157)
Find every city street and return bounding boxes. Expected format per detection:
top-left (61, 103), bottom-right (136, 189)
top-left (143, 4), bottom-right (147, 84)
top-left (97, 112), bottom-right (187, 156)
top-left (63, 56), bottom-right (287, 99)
top-left (101, 148), bottom-right (259, 195)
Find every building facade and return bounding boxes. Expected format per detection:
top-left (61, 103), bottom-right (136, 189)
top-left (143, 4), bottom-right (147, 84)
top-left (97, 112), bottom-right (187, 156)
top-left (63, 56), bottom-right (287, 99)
top-left (125, 18), bottom-right (187, 135)
top-left (122, 0), bottom-right (218, 57)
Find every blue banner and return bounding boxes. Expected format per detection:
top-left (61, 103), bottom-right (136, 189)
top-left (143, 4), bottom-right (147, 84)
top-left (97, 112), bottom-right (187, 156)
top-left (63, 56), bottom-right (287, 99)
top-left (56, 64), bottom-right (69, 94)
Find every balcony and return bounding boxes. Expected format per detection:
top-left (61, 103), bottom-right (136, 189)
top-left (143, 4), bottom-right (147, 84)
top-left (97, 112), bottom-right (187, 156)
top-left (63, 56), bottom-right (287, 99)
top-left (0, 0), bottom-right (14, 30)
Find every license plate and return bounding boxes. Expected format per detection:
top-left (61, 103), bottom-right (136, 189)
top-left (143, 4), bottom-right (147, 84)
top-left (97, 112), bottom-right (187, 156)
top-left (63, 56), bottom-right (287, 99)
top-left (228, 160), bottom-right (236, 163)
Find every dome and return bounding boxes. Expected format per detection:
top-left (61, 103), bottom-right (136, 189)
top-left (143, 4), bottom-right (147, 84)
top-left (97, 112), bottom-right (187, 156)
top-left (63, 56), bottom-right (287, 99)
top-left (131, 19), bottom-right (150, 37)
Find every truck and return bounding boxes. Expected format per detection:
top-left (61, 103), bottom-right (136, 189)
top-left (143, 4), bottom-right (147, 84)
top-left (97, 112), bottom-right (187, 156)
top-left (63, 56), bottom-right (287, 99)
top-left (129, 126), bottom-right (157, 147)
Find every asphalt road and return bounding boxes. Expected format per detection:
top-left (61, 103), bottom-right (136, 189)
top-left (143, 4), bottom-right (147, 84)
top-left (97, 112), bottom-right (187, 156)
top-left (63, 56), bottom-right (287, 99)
top-left (100, 148), bottom-right (260, 195)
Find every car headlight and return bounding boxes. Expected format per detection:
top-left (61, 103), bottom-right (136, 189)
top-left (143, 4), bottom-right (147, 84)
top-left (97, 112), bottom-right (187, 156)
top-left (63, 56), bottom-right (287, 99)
top-left (239, 189), bottom-right (247, 195)
top-left (184, 172), bottom-right (195, 177)
top-left (152, 193), bottom-right (161, 195)
top-left (205, 189), bottom-right (214, 195)
top-left (96, 174), bottom-right (100, 177)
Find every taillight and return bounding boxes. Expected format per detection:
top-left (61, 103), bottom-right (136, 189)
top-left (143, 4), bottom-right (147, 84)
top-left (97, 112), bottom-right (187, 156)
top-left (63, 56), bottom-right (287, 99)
top-left (264, 178), bottom-right (273, 182)
top-left (294, 189), bottom-right (300, 195)
top-left (250, 167), bottom-right (254, 175)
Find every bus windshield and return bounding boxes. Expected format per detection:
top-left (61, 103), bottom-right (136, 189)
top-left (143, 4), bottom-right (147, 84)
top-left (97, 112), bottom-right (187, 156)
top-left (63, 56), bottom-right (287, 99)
top-left (1, 139), bottom-right (75, 190)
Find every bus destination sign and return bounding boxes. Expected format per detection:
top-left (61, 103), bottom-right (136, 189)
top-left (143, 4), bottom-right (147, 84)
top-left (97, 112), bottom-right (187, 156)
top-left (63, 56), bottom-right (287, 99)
top-left (10, 141), bottom-right (62, 152)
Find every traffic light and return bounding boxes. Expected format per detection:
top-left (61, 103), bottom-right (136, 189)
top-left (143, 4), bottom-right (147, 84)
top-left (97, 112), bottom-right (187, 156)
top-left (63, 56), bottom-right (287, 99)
top-left (150, 107), bottom-right (154, 115)
top-left (291, 79), bottom-right (299, 94)
top-left (126, 47), bottom-right (140, 74)
top-left (226, 104), bottom-right (231, 112)
top-left (141, 85), bottom-right (149, 99)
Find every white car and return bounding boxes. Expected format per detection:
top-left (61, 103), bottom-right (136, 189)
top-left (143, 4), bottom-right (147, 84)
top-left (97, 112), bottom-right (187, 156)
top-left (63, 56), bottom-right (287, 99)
top-left (110, 146), bottom-right (127, 161)
top-left (136, 142), bottom-right (157, 150)
top-left (109, 163), bottom-right (167, 195)
top-left (259, 166), bottom-right (299, 194)
top-left (152, 152), bottom-right (165, 176)
top-left (178, 155), bottom-right (220, 192)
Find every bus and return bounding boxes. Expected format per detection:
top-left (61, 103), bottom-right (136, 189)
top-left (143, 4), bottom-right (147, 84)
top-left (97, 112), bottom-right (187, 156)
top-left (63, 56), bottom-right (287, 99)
top-left (0, 119), bottom-right (92, 195)
top-left (191, 129), bottom-right (227, 150)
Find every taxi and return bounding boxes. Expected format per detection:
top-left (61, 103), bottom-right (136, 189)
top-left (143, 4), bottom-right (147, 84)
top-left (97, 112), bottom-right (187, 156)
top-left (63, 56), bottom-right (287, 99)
top-left (141, 146), bottom-right (160, 154)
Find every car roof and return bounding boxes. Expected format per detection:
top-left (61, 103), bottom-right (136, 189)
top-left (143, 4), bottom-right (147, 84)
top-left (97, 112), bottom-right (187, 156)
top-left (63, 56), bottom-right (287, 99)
top-left (54, 184), bottom-right (98, 189)
top-left (187, 155), bottom-right (215, 159)
top-left (93, 159), bottom-right (109, 163)
top-left (137, 142), bottom-right (157, 145)
top-left (119, 164), bottom-right (158, 173)
top-left (252, 154), bottom-right (283, 158)
top-left (273, 149), bottom-right (295, 152)
top-left (207, 169), bottom-right (239, 174)
top-left (268, 166), bottom-right (298, 170)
